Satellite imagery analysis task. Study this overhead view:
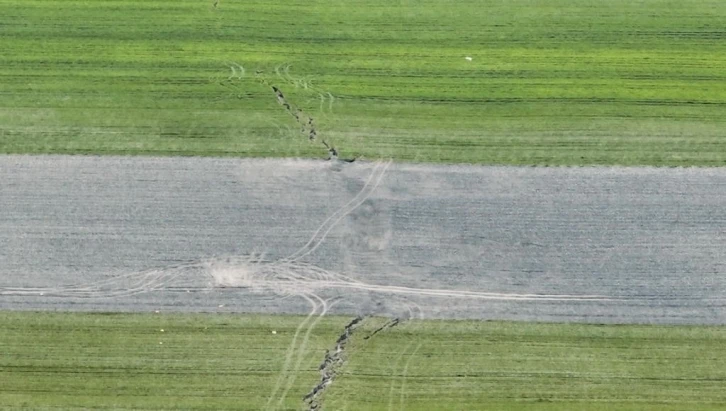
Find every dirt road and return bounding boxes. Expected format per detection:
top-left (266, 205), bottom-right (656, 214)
top-left (1, 155), bottom-right (724, 324)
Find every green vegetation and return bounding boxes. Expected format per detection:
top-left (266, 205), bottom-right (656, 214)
top-left (2, 312), bottom-right (725, 410)
top-left (336, 318), bottom-right (726, 410)
top-left (0, 311), bottom-right (350, 410)
top-left (1, 0), bottom-right (725, 165)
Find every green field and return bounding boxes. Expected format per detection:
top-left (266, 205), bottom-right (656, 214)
top-left (2, 0), bottom-right (726, 165)
top-left (3, 1), bottom-right (726, 409)
top-left (2, 312), bottom-right (725, 410)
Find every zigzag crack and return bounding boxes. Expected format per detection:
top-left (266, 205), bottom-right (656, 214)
top-left (304, 316), bottom-right (365, 410)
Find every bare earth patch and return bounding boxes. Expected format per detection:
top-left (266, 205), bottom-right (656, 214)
top-left (1, 155), bottom-right (725, 324)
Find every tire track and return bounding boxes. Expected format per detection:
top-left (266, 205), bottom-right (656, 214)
top-left (398, 342), bottom-right (422, 410)
top-left (275, 294), bottom-right (340, 410)
top-left (387, 341), bottom-right (414, 411)
top-left (265, 294), bottom-right (321, 411)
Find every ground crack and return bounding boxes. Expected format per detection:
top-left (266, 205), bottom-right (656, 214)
top-left (266, 81), bottom-right (356, 162)
top-left (363, 317), bottom-right (399, 340)
top-left (303, 316), bottom-right (365, 410)
top-left (270, 85), bottom-right (318, 143)
top-left (222, 66), bottom-right (355, 162)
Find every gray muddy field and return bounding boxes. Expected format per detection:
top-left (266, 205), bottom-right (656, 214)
top-left (1, 155), bottom-right (725, 324)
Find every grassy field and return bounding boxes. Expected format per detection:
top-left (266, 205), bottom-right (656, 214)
top-left (2, 0), bottom-right (726, 165)
top-left (2, 312), bottom-right (725, 410)
top-left (3, 2), bottom-right (725, 410)
top-left (0, 312), bottom-right (350, 410)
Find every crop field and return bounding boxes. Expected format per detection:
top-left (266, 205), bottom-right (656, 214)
top-left (2, 1), bottom-right (726, 410)
top-left (1, 0), bottom-right (726, 165)
top-left (2, 312), bottom-right (726, 410)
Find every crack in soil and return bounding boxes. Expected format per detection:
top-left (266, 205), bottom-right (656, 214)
top-left (270, 84), bottom-right (322, 146)
top-left (363, 317), bottom-right (400, 340)
top-left (219, 66), bottom-right (356, 162)
top-left (263, 77), bottom-right (354, 162)
top-left (304, 316), bottom-right (365, 410)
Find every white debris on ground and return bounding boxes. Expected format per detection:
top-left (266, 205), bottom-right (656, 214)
top-left (465, 56), bottom-right (472, 61)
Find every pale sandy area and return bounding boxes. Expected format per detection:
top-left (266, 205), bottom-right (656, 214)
top-left (1, 155), bottom-right (725, 324)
